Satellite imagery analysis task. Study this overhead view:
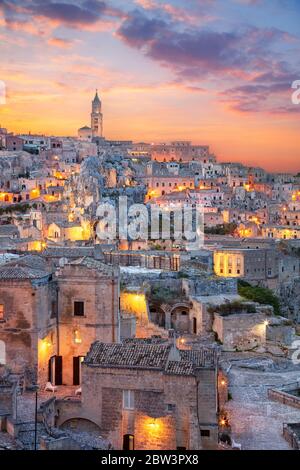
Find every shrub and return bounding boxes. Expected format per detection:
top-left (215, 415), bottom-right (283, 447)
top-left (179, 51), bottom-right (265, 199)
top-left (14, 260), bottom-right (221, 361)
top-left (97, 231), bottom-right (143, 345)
top-left (205, 223), bottom-right (237, 235)
top-left (238, 281), bottom-right (280, 315)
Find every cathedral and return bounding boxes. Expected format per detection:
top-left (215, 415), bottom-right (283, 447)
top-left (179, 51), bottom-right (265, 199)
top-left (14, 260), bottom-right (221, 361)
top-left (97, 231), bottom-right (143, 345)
top-left (78, 90), bottom-right (103, 140)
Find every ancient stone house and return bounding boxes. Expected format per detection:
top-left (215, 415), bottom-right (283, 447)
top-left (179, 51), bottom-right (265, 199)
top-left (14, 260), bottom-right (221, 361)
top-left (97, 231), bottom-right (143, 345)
top-left (55, 340), bottom-right (221, 450)
top-left (0, 254), bottom-right (120, 388)
top-left (51, 257), bottom-right (120, 386)
top-left (0, 255), bottom-right (54, 387)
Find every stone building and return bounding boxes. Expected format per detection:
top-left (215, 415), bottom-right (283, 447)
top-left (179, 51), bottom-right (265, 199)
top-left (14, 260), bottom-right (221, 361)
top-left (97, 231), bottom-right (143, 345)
top-left (262, 224), bottom-right (300, 240)
top-left (0, 254), bottom-right (120, 387)
top-left (149, 141), bottom-right (214, 164)
top-left (0, 255), bottom-right (54, 386)
top-left (48, 257), bottom-right (120, 386)
top-left (47, 221), bottom-right (91, 243)
top-left (55, 340), bottom-right (221, 450)
top-left (213, 247), bottom-right (300, 288)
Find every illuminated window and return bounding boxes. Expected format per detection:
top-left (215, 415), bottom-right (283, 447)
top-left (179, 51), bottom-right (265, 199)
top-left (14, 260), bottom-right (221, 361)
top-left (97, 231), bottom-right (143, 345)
top-left (0, 304), bottom-right (4, 320)
top-left (74, 301), bottom-right (85, 317)
top-left (123, 390), bottom-right (134, 410)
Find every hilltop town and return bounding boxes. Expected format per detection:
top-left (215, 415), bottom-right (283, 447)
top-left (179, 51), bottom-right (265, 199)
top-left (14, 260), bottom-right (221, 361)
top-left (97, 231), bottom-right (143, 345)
top-left (0, 92), bottom-right (300, 451)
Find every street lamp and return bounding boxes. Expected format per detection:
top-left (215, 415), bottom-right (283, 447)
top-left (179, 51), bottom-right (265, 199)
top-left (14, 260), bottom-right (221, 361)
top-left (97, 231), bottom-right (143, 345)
top-left (33, 384), bottom-right (40, 451)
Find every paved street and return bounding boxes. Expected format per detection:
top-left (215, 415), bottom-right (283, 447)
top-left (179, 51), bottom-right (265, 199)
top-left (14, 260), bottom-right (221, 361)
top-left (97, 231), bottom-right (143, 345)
top-left (224, 360), bottom-right (300, 450)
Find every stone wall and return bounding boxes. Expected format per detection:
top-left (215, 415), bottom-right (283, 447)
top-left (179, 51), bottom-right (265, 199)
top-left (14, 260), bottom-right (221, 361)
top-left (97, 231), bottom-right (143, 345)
top-left (62, 364), bottom-right (219, 450)
top-left (0, 278), bottom-right (53, 386)
top-left (213, 312), bottom-right (267, 351)
top-left (283, 423), bottom-right (300, 450)
top-left (120, 314), bottom-right (136, 341)
top-left (56, 264), bottom-right (119, 385)
top-left (268, 386), bottom-right (300, 410)
top-left (183, 277), bottom-right (238, 297)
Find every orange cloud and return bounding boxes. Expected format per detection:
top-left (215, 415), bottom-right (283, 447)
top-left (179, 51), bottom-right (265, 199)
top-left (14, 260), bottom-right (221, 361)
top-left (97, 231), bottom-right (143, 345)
top-left (47, 37), bottom-right (74, 49)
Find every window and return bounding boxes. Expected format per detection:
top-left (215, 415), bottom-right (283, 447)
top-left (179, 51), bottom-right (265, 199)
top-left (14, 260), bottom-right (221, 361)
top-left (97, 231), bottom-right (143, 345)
top-left (74, 301), bottom-right (85, 317)
top-left (167, 404), bottom-right (176, 412)
top-left (123, 390), bottom-right (134, 410)
top-left (51, 301), bottom-right (58, 319)
top-left (0, 304), bottom-right (4, 320)
top-left (200, 429), bottom-right (210, 437)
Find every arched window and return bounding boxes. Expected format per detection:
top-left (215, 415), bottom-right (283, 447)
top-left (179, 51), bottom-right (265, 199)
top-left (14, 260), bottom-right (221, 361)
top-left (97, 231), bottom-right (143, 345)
top-left (0, 340), bottom-right (6, 365)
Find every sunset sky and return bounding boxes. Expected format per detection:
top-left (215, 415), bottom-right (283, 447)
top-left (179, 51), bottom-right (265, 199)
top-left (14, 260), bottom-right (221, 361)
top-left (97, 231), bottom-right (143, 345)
top-left (0, 0), bottom-right (299, 172)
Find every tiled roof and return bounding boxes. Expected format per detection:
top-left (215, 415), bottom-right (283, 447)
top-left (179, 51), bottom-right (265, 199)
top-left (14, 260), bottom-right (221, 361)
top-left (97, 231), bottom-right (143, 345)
top-left (0, 225), bottom-right (19, 236)
top-left (43, 247), bottom-right (95, 258)
top-left (85, 342), bottom-right (171, 369)
top-left (180, 349), bottom-right (218, 368)
top-left (69, 257), bottom-right (116, 276)
top-left (54, 221), bottom-right (80, 228)
top-left (166, 360), bottom-right (194, 376)
top-left (5, 254), bottom-right (49, 272)
top-left (0, 265), bottom-right (49, 280)
top-left (85, 341), bottom-right (218, 375)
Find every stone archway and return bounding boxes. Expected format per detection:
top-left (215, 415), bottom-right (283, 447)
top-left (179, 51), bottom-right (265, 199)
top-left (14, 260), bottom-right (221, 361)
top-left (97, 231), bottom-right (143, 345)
top-left (61, 418), bottom-right (101, 435)
top-left (155, 301), bottom-right (191, 332)
top-left (169, 302), bottom-right (191, 334)
top-left (149, 304), bottom-right (167, 328)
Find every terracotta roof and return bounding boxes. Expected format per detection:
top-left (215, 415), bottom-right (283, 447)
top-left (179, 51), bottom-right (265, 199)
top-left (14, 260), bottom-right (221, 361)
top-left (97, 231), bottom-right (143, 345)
top-left (5, 254), bottom-right (49, 272)
top-left (85, 341), bottom-right (218, 374)
top-left (166, 360), bottom-right (194, 376)
top-left (68, 257), bottom-right (116, 276)
top-left (180, 349), bottom-right (217, 368)
top-left (85, 342), bottom-right (171, 369)
top-left (0, 265), bottom-right (49, 280)
top-left (43, 247), bottom-right (95, 258)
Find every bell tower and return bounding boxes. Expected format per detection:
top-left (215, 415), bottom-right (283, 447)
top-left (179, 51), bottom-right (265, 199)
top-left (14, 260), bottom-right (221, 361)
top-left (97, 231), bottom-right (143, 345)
top-left (91, 90), bottom-right (103, 138)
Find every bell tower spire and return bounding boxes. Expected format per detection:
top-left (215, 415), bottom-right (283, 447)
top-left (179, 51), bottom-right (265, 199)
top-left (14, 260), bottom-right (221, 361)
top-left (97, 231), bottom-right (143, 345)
top-left (91, 89), bottom-right (103, 138)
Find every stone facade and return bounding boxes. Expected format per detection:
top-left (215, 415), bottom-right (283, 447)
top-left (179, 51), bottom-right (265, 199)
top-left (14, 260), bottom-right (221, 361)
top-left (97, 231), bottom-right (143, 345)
top-left (0, 255), bottom-right (120, 387)
top-left (55, 341), bottom-right (220, 450)
top-left (54, 259), bottom-right (119, 385)
top-left (213, 312), bottom-right (268, 351)
top-left (0, 266), bottom-right (54, 386)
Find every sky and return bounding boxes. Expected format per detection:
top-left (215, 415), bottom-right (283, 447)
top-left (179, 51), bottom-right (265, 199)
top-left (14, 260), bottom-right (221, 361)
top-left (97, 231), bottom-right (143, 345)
top-left (0, 0), bottom-right (299, 172)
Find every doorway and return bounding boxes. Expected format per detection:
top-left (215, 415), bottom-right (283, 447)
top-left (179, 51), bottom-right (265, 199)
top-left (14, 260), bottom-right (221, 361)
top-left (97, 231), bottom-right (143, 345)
top-left (73, 356), bottom-right (85, 385)
top-left (123, 434), bottom-right (134, 450)
top-left (193, 317), bottom-right (197, 334)
top-left (48, 355), bottom-right (63, 385)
